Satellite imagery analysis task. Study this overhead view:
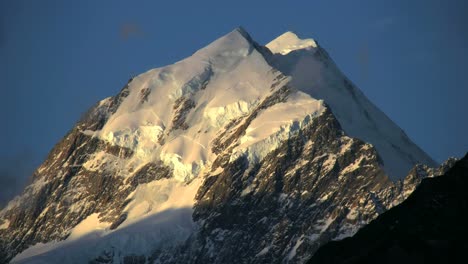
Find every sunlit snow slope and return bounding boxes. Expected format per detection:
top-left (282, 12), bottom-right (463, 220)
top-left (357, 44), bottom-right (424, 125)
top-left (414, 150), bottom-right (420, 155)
top-left (87, 28), bottom-right (325, 182)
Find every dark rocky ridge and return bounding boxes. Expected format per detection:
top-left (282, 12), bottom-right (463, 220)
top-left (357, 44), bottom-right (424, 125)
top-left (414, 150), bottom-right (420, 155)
top-left (309, 154), bottom-right (467, 264)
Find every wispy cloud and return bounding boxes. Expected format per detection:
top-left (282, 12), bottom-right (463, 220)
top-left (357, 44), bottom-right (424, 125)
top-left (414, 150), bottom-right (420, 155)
top-left (120, 22), bottom-right (145, 41)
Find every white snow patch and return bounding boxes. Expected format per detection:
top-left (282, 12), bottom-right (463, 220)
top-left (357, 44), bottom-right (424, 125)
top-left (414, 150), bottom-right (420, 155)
top-left (321, 154), bottom-right (337, 173)
top-left (346, 208), bottom-right (359, 220)
top-left (256, 246), bottom-right (271, 257)
top-left (339, 138), bottom-right (355, 154)
top-left (67, 213), bottom-right (110, 241)
top-left (233, 92), bottom-right (325, 164)
top-left (287, 235), bottom-right (305, 260)
top-left (204, 100), bottom-right (253, 128)
top-left (123, 177), bottom-right (201, 226)
top-left (82, 151), bottom-right (124, 173)
top-left (341, 156), bottom-right (365, 175)
top-left (267, 31), bottom-right (317, 55)
top-left (333, 222), bottom-right (361, 241)
top-left (318, 193), bottom-right (330, 202)
top-left (240, 184), bottom-right (254, 197)
top-left (315, 216), bottom-right (336, 233)
top-left (102, 124), bottom-right (163, 160)
top-left (0, 219), bottom-right (9, 230)
top-left (25, 178), bottom-right (47, 194)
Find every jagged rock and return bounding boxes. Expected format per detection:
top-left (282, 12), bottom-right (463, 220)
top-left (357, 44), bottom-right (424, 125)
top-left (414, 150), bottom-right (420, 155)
top-left (309, 154), bottom-right (468, 264)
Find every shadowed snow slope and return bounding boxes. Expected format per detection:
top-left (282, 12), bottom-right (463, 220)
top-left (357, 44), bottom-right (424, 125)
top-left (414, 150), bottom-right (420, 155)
top-left (267, 31), bottom-right (436, 179)
top-left (13, 208), bottom-right (194, 264)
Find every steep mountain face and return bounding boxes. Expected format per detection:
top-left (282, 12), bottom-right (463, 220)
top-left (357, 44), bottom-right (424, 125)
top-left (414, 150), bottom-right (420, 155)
top-left (266, 32), bottom-right (436, 180)
top-left (309, 154), bottom-right (467, 264)
top-left (0, 28), bottom-right (440, 263)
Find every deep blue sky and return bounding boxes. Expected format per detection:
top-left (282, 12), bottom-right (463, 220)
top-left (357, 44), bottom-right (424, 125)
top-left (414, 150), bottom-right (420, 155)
top-left (1, 0), bottom-right (467, 203)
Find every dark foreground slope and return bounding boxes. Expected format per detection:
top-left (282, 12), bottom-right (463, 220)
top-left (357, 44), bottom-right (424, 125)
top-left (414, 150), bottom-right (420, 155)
top-left (309, 153), bottom-right (468, 264)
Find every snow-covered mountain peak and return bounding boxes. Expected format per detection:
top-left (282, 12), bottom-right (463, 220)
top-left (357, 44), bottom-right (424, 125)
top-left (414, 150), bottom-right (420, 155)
top-left (76, 27), bottom-right (434, 183)
top-left (0, 27), bottom-right (441, 264)
top-left (193, 27), bottom-right (257, 61)
top-left (266, 31), bottom-right (317, 55)
top-left (80, 26), bottom-right (325, 184)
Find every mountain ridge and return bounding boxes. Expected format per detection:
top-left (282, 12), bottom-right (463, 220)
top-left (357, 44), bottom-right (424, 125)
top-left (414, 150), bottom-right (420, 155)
top-left (309, 153), bottom-right (467, 264)
top-left (1, 27), bottom-right (440, 263)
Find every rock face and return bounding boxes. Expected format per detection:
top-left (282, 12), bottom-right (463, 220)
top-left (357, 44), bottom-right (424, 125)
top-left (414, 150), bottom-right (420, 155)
top-left (157, 111), bottom-right (451, 264)
top-left (0, 28), bottom-right (440, 263)
top-left (0, 81), bottom-right (172, 263)
top-left (171, 109), bottom-right (394, 263)
top-left (309, 154), bottom-right (467, 264)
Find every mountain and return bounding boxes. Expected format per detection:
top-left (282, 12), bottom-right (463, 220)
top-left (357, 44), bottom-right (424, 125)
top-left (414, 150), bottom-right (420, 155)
top-left (309, 153), bottom-right (468, 264)
top-left (0, 27), bottom-right (440, 264)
